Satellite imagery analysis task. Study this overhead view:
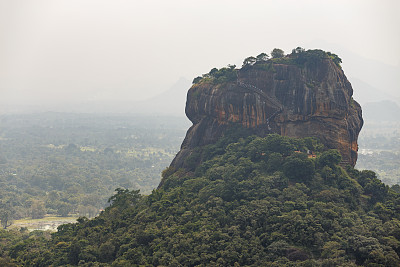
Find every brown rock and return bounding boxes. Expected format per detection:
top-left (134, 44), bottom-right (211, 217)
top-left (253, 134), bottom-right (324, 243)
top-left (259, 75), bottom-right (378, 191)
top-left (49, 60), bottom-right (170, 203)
top-left (170, 53), bottom-right (363, 172)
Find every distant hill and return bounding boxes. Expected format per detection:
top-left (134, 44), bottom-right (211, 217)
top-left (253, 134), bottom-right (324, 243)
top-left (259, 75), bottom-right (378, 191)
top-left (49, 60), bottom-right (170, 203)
top-left (129, 77), bottom-right (190, 116)
top-left (74, 77), bottom-right (191, 115)
top-left (363, 100), bottom-right (400, 122)
top-left (0, 77), bottom-right (191, 116)
top-left (350, 78), bottom-right (395, 106)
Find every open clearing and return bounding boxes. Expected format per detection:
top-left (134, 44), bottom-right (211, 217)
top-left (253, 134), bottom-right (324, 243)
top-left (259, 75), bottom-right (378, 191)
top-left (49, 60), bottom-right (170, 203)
top-left (9, 215), bottom-right (78, 232)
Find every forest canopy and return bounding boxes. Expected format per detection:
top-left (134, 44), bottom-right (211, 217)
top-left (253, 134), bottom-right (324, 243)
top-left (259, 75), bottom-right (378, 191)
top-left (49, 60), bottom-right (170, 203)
top-left (3, 132), bottom-right (400, 266)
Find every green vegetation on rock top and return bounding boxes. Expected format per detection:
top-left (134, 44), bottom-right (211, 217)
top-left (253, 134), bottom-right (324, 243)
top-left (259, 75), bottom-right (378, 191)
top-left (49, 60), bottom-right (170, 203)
top-left (192, 47), bottom-right (342, 85)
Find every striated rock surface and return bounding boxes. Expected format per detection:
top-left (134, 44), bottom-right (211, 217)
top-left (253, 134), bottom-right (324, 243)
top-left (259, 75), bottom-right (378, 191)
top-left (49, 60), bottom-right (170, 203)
top-left (170, 51), bottom-right (363, 172)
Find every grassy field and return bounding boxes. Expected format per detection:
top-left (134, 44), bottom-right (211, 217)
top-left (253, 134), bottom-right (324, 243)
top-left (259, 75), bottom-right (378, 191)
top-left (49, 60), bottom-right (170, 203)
top-left (9, 215), bottom-right (78, 232)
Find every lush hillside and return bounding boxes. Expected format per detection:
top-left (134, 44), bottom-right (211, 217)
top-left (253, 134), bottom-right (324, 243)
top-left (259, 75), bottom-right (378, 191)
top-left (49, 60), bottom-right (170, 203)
top-left (3, 132), bottom-right (400, 266)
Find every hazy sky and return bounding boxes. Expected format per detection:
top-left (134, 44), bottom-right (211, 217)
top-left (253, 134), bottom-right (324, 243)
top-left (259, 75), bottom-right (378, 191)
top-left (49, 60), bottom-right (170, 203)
top-left (1, 0), bottom-right (399, 112)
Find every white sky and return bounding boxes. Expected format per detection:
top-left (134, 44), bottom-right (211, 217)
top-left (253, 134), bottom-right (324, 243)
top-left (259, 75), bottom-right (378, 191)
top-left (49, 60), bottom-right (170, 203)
top-left (0, 0), bottom-right (399, 112)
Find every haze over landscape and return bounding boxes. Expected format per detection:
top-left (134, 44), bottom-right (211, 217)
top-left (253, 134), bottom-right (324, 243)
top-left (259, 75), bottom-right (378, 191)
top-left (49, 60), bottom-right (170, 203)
top-left (2, 1), bottom-right (400, 265)
top-left (1, 0), bottom-right (399, 115)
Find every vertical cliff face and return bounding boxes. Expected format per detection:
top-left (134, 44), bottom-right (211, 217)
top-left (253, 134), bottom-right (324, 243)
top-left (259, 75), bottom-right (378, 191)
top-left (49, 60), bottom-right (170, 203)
top-left (170, 52), bottom-right (363, 171)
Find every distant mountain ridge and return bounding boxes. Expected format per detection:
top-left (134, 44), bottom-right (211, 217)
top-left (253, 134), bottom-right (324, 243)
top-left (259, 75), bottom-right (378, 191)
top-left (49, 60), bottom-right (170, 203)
top-left (65, 77), bottom-right (191, 115)
top-left (0, 78), bottom-right (191, 116)
top-left (363, 100), bottom-right (400, 122)
top-left (130, 77), bottom-right (190, 116)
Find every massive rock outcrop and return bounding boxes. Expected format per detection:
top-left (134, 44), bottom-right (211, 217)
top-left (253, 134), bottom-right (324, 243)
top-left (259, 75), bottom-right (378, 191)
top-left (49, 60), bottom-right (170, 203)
top-left (170, 50), bottom-right (363, 172)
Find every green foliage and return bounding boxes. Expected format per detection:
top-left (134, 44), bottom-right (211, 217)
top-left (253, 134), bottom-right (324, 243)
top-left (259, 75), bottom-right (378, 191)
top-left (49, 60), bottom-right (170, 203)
top-left (294, 49), bottom-right (327, 66)
top-left (30, 200), bottom-right (46, 219)
top-left (318, 149), bottom-right (342, 168)
top-left (194, 47), bottom-right (343, 85)
top-left (242, 56), bottom-right (257, 67)
top-left (0, 200), bottom-right (14, 229)
top-left (283, 153), bottom-right (315, 182)
top-left (291, 48), bottom-right (343, 69)
top-left (291, 47), bottom-right (305, 54)
top-left (359, 170), bottom-right (389, 203)
top-left (3, 132), bottom-right (400, 266)
top-left (0, 229), bottom-right (51, 266)
top-left (254, 62), bottom-right (275, 72)
top-left (107, 188), bottom-right (141, 209)
top-left (184, 148), bottom-right (203, 171)
top-left (0, 113), bottom-right (187, 222)
top-left (327, 51), bottom-right (342, 67)
top-left (256, 52), bottom-right (269, 62)
top-left (269, 56), bottom-right (296, 65)
top-left (271, 48), bottom-right (285, 58)
top-left (192, 76), bottom-right (202, 84)
top-left (192, 65), bottom-right (237, 84)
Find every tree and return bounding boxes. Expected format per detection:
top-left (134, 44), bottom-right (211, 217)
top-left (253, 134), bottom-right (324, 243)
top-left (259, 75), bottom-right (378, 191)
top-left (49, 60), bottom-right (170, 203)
top-left (242, 56), bottom-right (257, 67)
top-left (318, 149), bottom-right (342, 168)
top-left (0, 208), bottom-right (13, 229)
top-left (294, 49), bottom-right (326, 66)
top-left (364, 179), bottom-right (389, 202)
top-left (30, 200), bottom-right (46, 219)
top-left (99, 241), bottom-right (115, 262)
top-left (256, 53), bottom-right (269, 62)
top-left (283, 153), bottom-right (315, 182)
top-left (267, 152), bottom-right (283, 172)
top-left (209, 68), bottom-right (218, 76)
top-left (291, 47), bottom-right (305, 54)
top-left (327, 52), bottom-right (342, 67)
top-left (56, 201), bottom-right (73, 217)
top-left (271, 48), bottom-right (284, 58)
top-left (192, 76), bottom-right (202, 84)
top-left (0, 200), bottom-right (15, 229)
top-left (107, 188), bottom-right (141, 209)
top-left (391, 184), bottom-right (400, 193)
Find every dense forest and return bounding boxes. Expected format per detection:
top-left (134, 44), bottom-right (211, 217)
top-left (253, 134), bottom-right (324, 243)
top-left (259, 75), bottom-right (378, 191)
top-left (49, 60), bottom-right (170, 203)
top-left (0, 113), bottom-right (189, 225)
top-left (2, 131), bottom-right (400, 266)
